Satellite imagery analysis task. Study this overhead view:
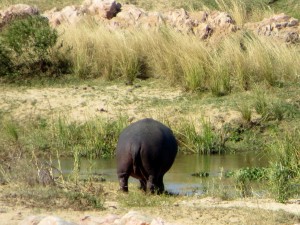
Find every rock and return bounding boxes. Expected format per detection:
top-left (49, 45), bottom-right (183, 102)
top-left (2, 2), bottom-right (298, 44)
top-left (114, 211), bottom-right (153, 225)
top-left (43, 0), bottom-right (122, 27)
top-left (111, 5), bottom-right (165, 30)
top-left (0, 4), bottom-right (39, 29)
top-left (19, 215), bottom-right (45, 225)
top-left (79, 214), bottom-right (120, 225)
top-left (20, 216), bottom-right (77, 225)
top-left (245, 13), bottom-right (300, 43)
top-left (20, 212), bottom-right (177, 225)
top-left (83, 0), bottom-right (121, 19)
top-left (43, 5), bottom-right (86, 27)
top-left (209, 11), bottom-right (235, 27)
top-left (191, 10), bottom-right (237, 40)
top-left (113, 211), bottom-right (177, 225)
top-left (110, 7), bottom-right (237, 40)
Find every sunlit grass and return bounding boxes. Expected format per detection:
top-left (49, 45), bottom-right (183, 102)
top-left (60, 20), bottom-right (300, 95)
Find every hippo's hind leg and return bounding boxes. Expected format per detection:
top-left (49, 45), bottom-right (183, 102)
top-left (156, 175), bottom-right (165, 194)
top-left (139, 179), bottom-right (147, 191)
top-left (118, 173), bottom-right (129, 192)
top-left (147, 175), bottom-right (164, 194)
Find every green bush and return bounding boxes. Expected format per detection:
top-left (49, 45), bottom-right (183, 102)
top-left (3, 16), bottom-right (57, 55)
top-left (0, 15), bottom-right (72, 79)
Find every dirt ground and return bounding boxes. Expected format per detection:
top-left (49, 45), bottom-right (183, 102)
top-left (0, 80), bottom-right (182, 122)
top-left (0, 193), bottom-right (300, 225)
top-left (0, 80), bottom-right (245, 130)
top-left (0, 182), bottom-right (300, 225)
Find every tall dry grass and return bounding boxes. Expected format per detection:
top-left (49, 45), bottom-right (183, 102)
top-left (60, 18), bottom-right (300, 95)
top-left (215, 0), bottom-right (273, 24)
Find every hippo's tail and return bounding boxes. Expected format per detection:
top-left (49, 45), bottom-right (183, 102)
top-left (131, 144), bottom-right (141, 175)
top-left (131, 144), bottom-right (147, 180)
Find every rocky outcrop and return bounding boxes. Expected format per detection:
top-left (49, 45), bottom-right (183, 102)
top-left (19, 211), bottom-right (177, 225)
top-left (20, 215), bottom-right (77, 225)
top-left (245, 13), bottom-right (300, 43)
top-left (43, 5), bottom-right (86, 27)
top-left (83, 0), bottom-right (121, 19)
top-left (43, 0), bottom-right (121, 27)
top-left (191, 11), bottom-right (237, 40)
top-left (1, 1), bottom-right (299, 43)
top-left (40, 0), bottom-right (237, 40)
top-left (0, 4), bottom-right (39, 29)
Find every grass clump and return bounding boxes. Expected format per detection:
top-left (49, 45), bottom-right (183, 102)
top-left (119, 191), bottom-right (175, 207)
top-left (0, 116), bottom-right (129, 160)
top-left (53, 116), bottom-right (127, 158)
top-left (237, 103), bottom-right (252, 123)
top-left (254, 89), bottom-right (300, 122)
top-left (268, 129), bottom-right (300, 203)
top-left (175, 119), bottom-right (227, 154)
top-left (61, 21), bottom-right (150, 81)
top-left (0, 181), bottom-right (105, 210)
top-left (232, 167), bottom-right (269, 197)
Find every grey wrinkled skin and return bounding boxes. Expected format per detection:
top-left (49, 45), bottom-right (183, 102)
top-left (116, 118), bottom-right (178, 194)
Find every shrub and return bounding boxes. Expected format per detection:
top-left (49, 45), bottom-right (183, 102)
top-left (0, 15), bottom-right (71, 79)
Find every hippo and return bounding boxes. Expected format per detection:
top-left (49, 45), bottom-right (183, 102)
top-left (116, 118), bottom-right (178, 194)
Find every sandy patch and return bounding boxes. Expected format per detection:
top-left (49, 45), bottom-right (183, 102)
top-left (0, 196), bottom-right (299, 225)
top-left (0, 82), bottom-right (184, 122)
top-left (0, 81), bottom-right (246, 134)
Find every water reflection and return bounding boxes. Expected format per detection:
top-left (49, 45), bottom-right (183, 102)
top-left (56, 152), bottom-right (268, 194)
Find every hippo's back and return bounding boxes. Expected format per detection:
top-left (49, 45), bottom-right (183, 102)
top-left (117, 118), bottom-right (176, 150)
top-left (116, 118), bottom-right (177, 172)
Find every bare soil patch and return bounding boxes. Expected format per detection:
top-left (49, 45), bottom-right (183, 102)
top-left (0, 81), bottom-right (183, 122)
top-left (0, 80), bottom-right (243, 132)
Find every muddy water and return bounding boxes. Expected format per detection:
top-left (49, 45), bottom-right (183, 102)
top-left (58, 152), bottom-right (268, 194)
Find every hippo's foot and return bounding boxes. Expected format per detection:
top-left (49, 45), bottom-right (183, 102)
top-left (139, 180), bottom-right (147, 192)
top-left (119, 186), bottom-right (129, 192)
top-left (118, 176), bottom-right (129, 192)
